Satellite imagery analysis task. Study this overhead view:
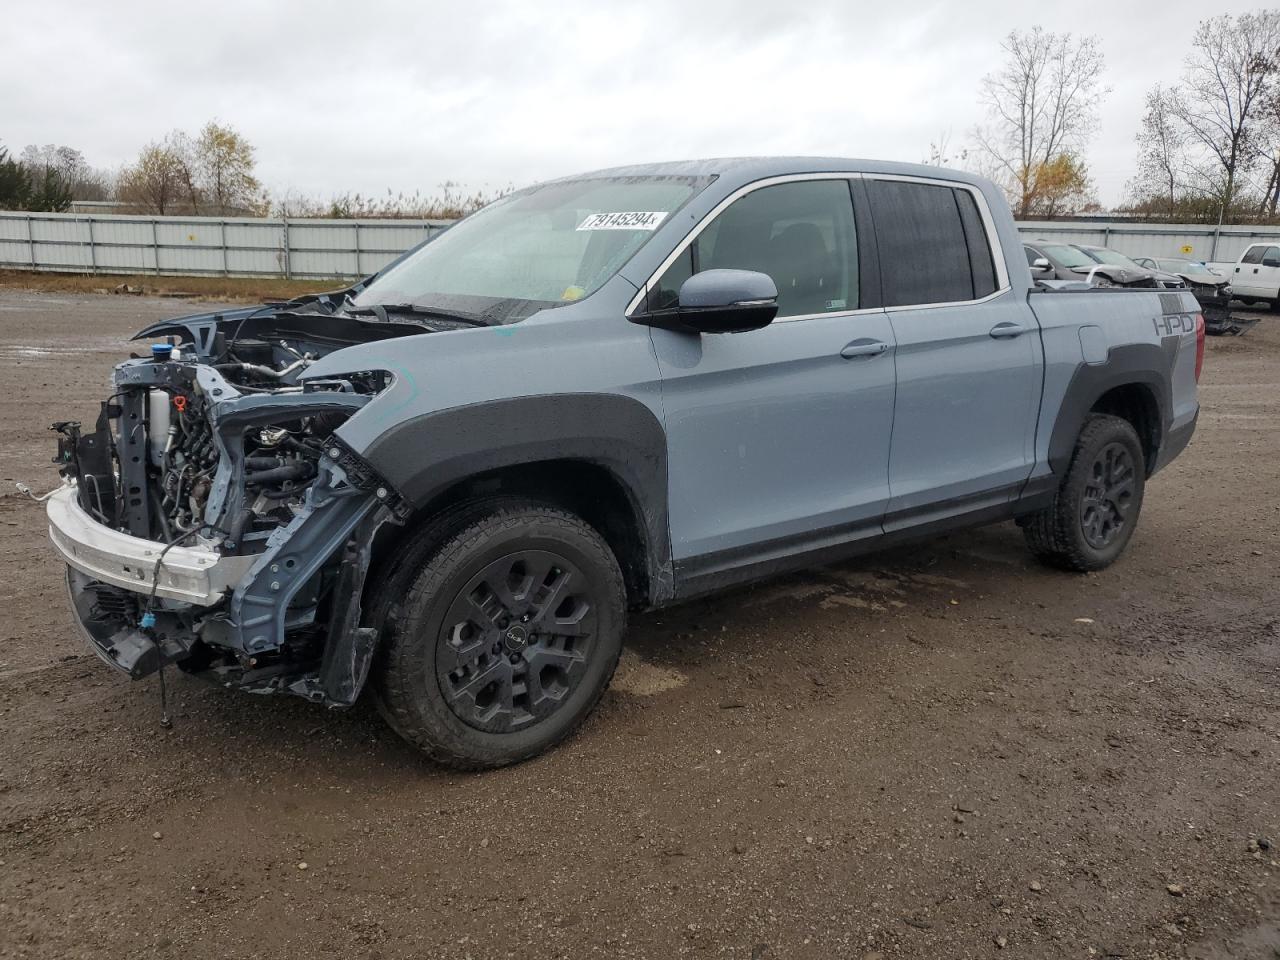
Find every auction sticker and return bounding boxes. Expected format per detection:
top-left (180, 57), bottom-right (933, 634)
top-left (576, 211), bottom-right (668, 231)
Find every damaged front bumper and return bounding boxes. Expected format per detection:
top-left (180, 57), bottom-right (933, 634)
top-left (49, 483), bottom-right (254, 604)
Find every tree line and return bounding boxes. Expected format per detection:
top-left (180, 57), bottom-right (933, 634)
top-left (938, 10), bottom-right (1280, 224)
top-left (0, 119), bottom-right (499, 220)
top-left (5, 11), bottom-right (1280, 225)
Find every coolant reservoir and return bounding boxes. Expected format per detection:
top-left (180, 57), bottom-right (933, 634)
top-left (148, 389), bottom-right (171, 466)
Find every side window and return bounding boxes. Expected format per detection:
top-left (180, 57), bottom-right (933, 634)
top-left (1242, 245), bottom-right (1265, 264)
top-left (1266, 246), bottom-right (1280, 264)
top-left (1024, 246), bottom-right (1041, 265)
top-left (650, 180), bottom-right (859, 319)
top-left (866, 179), bottom-right (974, 306)
top-left (956, 189), bottom-right (998, 298)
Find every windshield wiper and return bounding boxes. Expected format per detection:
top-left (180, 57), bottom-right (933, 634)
top-left (345, 303), bottom-right (491, 327)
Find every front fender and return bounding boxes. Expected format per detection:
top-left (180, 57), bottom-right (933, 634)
top-left (353, 392), bottom-right (672, 602)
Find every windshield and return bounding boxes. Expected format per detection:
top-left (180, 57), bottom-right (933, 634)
top-left (351, 175), bottom-right (708, 323)
top-left (1157, 259), bottom-right (1212, 276)
top-left (1041, 244), bottom-right (1096, 269)
top-left (1080, 246), bottom-right (1142, 269)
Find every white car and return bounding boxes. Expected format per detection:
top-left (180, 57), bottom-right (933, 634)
top-left (1229, 243), bottom-right (1280, 308)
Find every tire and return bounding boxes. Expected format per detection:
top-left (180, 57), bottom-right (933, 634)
top-left (372, 500), bottom-right (626, 769)
top-left (1022, 414), bottom-right (1146, 572)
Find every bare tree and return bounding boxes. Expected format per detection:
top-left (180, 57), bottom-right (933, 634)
top-left (1250, 87), bottom-right (1280, 216)
top-left (19, 144), bottom-right (112, 201)
top-left (1130, 85), bottom-right (1188, 215)
top-left (972, 27), bottom-right (1107, 217)
top-left (1171, 11), bottom-right (1280, 216)
top-left (168, 131), bottom-right (202, 215)
top-left (922, 130), bottom-right (968, 168)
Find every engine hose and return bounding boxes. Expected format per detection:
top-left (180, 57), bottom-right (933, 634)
top-left (244, 455), bottom-right (289, 470)
top-left (258, 480), bottom-right (316, 500)
top-left (245, 462), bottom-right (314, 486)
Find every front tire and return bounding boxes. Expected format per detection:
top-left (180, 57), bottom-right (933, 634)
top-left (1022, 414), bottom-right (1146, 572)
top-left (372, 501), bottom-right (626, 769)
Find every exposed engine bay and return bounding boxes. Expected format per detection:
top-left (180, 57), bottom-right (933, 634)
top-left (47, 292), bottom-right (439, 704)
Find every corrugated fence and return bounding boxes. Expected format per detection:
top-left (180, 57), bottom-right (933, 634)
top-left (0, 211), bottom-right (454, 280)
top-left (0, 210), bottom-right (1272, 281)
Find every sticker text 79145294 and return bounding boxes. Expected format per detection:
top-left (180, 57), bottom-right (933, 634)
top-left (576, 211), bottom-right (668, 231)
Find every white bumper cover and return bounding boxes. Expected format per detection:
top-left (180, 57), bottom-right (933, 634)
top-left (47, 484), bottom-right (253, 605)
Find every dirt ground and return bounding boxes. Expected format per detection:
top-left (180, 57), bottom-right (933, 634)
top-left (0, 291), bottom-right (1276, 960)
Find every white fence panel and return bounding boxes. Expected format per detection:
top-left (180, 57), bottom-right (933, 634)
top-left (0, 211), bottom-right (453, 280)
top-left (1016, 221), bottom-right (1273, 265)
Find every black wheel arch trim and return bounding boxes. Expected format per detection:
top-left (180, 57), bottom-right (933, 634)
top-left (357, 393), bottom-right (674, 605)
top-left (1046, 342), bottom-right (1177, 478)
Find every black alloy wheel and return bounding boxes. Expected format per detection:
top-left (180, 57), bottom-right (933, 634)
top-left (1079, 442), bottom-right (1137, 549)
top-left (437, 550), bottom-right (596, 733)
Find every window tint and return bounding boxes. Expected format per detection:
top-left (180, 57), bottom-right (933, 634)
top-left (1242, 245), bottom-right (1265, 264)
top-left (650, 179), bottom-right (858, 318)
top-left (867, 180), bottom-right (973, 306)
top-left (956, 189), bottom-right (998, 298)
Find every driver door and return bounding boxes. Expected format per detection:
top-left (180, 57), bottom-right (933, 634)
top-left (642, 178), bottom-right (897, 582)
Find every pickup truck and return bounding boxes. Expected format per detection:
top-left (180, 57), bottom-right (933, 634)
top-left (45, 158), bottom-right (1203, 768)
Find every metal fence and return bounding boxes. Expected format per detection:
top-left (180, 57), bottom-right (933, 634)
top-left (0, 209), bottom-right (1272, 281)
top-left (0, 211), bottom-right (454, 280)
top-left (1015, 220), bottom-right (1267, 268)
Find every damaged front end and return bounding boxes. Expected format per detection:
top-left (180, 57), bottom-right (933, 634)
top-left (47, 297), bottom-right (412, 706)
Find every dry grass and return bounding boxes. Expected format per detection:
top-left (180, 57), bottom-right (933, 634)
top-left (0, 270), bottom-right (342, 304)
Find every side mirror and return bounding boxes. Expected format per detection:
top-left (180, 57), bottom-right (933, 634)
top-left (638, 269), bottom-right (779, 334)
top-left (1032, 257), bottom-right (1051, 271)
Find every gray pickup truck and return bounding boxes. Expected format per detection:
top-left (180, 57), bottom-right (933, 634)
top-left (46, 158), bottom-right (1202, 768)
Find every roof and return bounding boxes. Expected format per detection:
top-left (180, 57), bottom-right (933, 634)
top-left (545, 156), bottom-right (993, 191)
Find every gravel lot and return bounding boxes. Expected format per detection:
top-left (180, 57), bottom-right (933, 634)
top-left (0, 290), bottom-right (1277, 960)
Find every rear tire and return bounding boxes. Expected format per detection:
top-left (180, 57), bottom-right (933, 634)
top-left (1022, 414), bottom-right (1146, 572)
top-left (372, 500), bottom-right (626, 769)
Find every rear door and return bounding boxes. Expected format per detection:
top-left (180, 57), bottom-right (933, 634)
top-left (863, 176), bottom-right (1042, 529)
top-left (643, 177), bottom-right (897, 568)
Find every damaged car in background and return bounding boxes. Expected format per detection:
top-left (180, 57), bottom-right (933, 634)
top-left (1025, 241), bottom-right (1187, 290)
top-left (1134, 256), bottom-right (1249, 336)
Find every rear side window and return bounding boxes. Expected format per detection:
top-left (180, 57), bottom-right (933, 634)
top-left (956, 190), bottom-right (998, 298)
top-left (1242, 246), bottom-right (1265, 264)
top-left (867, 180), bottom-right (977, 306)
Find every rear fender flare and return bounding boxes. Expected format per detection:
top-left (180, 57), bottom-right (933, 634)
top-left (1046, 342), bottom-right (1175, 476)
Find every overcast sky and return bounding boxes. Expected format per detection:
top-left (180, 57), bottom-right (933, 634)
top-left (6, 0), bottom-right (1266, 207)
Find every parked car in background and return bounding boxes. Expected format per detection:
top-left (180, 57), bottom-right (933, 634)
top-left (1228, 243), bottom-right (1280, 308)
top-left (1134, 257), bottom-right (1232, 328)
top-left (1024, 242), bottom-right (1186, 289)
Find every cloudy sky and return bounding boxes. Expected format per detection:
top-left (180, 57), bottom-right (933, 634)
top-left (6, 0), bottom-right (1265, 207)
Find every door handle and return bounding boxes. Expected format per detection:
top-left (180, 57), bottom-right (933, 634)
top-left (989, 322), bottom-right (1029, 339)
top-left (840, 338), bottom-right (890, 359)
